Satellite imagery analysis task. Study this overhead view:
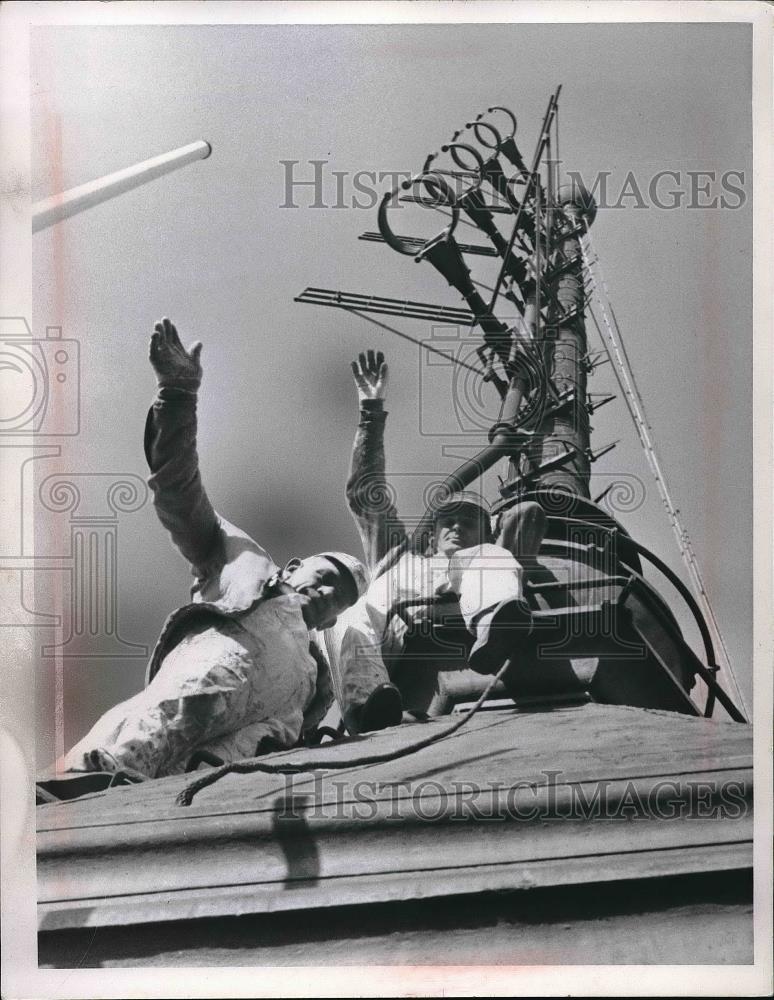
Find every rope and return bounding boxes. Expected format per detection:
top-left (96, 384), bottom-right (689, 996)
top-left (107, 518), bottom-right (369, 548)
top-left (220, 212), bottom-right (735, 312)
top-left (175, 658), bottom-right (512, 806)
top-left (579, 226), bottom-right (749, 721)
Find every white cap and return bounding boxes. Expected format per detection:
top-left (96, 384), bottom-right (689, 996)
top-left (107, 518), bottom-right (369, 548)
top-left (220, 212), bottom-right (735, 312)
top-left (433, 491), bottom-right (491, 519)
top-left (317, 551), bottom-right (368, 602)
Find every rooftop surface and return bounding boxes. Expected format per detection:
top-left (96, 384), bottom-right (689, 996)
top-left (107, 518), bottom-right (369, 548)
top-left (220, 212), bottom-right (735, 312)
top-left (37, 702), bottom-right (752, 934)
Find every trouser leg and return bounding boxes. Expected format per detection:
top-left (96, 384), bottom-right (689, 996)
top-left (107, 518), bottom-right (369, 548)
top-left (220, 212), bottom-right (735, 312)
top-left (448, 543), bottom-right (533, 675)
top-left (447, 543), bottom-right (526, 629)
top-left (62, 688), bottom-right (165, 777)
top-left (496, 500), bottom-right (546, 564)
top-left (62, 618), bottom-right (312, 777)
top-left (337, 565), bottom-right (416, 729)
top-left (338, 600), bottom-right (397, 718)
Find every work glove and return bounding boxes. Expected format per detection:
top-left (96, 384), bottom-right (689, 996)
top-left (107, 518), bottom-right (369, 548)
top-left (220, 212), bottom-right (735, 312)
top-left (149, 317), bottom-right (203, 390)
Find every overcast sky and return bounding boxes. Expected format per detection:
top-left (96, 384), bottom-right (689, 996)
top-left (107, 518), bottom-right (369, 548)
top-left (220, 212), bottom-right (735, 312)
top-left (30, 22), bottom-right (752, 759)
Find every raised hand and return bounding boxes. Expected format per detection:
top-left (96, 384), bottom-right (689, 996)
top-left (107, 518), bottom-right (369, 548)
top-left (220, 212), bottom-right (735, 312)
top-left (149, 318), bottom-right (203, 388)
top-left (350, 350), bottom-right (388, 403)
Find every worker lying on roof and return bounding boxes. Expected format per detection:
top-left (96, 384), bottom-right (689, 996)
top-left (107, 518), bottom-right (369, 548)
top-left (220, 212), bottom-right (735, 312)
top-left (337, 351), bottom-right (546, 734)
top-left (55, 319), bottom-right (367, 782)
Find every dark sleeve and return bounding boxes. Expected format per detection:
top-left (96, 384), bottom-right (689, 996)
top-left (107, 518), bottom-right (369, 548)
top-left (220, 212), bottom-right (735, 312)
top-left (345, 399), bottom-right (407, 572)
top-left (144, 386), bottom-right (220, 575)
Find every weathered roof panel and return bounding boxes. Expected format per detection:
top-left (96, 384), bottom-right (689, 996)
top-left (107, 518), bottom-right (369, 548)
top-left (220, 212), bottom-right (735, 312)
top-left (37, 703), bottom-right (752, 931)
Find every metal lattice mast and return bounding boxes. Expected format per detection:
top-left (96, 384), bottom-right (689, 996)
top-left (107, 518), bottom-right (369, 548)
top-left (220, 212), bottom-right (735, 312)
top-left (579, 227), bottom-right (749, 719)
top-left (510, 179), bottom-right (598, 498)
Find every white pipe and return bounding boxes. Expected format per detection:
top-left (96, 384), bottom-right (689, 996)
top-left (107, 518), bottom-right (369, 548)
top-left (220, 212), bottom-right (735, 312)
top-left (32, 140), bottom-right (212, 233)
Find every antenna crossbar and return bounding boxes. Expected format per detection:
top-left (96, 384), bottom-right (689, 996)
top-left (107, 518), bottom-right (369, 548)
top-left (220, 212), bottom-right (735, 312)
top-left (399, 193), bottom-right (512, 214)
top-left (359, 232), bottom-right (498, 257)
top-left (295, 288), bottom-right (475, 326)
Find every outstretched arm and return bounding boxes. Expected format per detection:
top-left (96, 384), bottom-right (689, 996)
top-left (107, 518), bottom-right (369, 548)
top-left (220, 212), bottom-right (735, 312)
top-left (144, 317), bottom-right (219, 576)
top-left (346, 350), bottom-right (407, 571)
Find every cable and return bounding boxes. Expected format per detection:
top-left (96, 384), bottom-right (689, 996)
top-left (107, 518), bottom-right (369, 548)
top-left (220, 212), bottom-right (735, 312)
top-left (347, 306), bottom-right (548, 427)
top-left (619, 539), bottom-right (744, 723)
top-left (344, 308), bottom-right (483, 376)
top-left (175, 657), bottom-right (513, 806)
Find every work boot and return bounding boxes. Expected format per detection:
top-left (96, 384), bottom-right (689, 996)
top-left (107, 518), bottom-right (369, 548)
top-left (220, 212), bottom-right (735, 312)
top-left (344, 683), bottom-right (403, 735)
top-left (35, 768), bottom-right (146, 803)
top-left (468, 598), bottom-right (533, 675)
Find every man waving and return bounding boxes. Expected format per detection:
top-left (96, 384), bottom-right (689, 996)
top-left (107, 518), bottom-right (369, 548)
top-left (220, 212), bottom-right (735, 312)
top-left (56, 319), bottom-right (367, 783)
top-left (338, 350), bottom-right (546, 734)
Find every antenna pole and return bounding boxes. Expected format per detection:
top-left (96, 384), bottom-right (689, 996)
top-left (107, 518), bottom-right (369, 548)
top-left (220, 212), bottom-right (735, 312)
top-left (512, 156), bottom-right (597, 498)
top-left (32, 140), bottom-right (212, 233)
